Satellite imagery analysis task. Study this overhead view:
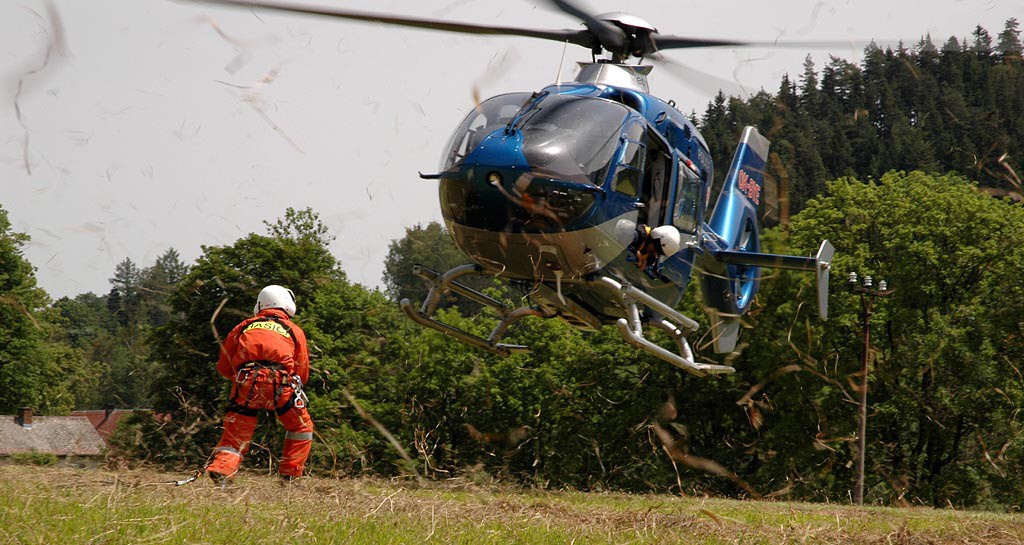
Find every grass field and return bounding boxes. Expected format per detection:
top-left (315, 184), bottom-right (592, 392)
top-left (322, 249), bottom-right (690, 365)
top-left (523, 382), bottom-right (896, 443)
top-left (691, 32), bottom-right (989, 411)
top-left (1, 465), bottom-right (1021, 544)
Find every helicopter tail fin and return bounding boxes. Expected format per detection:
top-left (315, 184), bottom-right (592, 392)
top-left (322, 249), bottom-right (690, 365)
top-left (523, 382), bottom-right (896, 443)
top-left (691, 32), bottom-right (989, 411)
top-left (708, 126), bottom-right (768, 245)
top-left (699, 127), bottom-right (770, 353)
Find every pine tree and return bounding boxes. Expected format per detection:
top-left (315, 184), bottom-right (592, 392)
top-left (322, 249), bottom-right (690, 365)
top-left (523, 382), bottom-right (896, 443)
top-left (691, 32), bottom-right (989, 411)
top-left (798, 55), bottom-right (819, 114)
top-left (142, 248), bottom-right (189, 327)
top-left (997, 18), bottom-right (1022, 61)
top-left (108, 257), bottom-right (142, 328)
top-left (971, 25), bottom-right (994, 59)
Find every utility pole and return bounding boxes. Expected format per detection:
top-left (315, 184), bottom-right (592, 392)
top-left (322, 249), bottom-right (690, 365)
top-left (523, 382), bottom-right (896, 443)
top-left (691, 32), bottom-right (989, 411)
top-left (848, 271), bottom-right (895, 506)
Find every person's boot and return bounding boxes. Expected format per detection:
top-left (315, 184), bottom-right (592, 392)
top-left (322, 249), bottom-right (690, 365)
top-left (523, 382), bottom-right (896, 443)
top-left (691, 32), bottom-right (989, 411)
top-left (208, 471), bottom-right (229, 486)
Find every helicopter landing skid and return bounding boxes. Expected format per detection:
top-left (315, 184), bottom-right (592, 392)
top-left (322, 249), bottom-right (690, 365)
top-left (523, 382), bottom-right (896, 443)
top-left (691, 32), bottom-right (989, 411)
top-left (400, 264), bottom-right (550, 356)
top-left (595, 277), bottom-right (736, 377)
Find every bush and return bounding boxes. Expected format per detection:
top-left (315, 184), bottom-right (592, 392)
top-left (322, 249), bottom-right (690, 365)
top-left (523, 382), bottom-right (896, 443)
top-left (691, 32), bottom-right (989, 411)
top-left (10, 451), bottom-right (58, 466)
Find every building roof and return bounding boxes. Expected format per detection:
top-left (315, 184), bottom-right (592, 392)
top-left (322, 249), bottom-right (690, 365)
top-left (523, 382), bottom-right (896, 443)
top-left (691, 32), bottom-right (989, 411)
top-left (0, 415), bottom-right (106, 456)
top-left (70, 409), bottom-right (132, 443)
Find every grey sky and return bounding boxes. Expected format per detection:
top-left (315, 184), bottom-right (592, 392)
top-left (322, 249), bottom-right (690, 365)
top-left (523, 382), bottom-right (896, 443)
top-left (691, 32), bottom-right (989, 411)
top-left (2, 0), bottom-right (1020, 299)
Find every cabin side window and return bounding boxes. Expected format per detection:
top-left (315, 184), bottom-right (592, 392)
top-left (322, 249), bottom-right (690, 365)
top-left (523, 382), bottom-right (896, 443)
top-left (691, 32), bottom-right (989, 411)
top-left (612, 120), bottom-right (646, 197)
top-left (673, 160), bottom-right (702, 234)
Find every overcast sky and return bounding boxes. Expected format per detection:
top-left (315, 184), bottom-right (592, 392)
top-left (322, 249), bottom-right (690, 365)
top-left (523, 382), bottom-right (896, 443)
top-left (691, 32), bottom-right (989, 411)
top-left (2, 0), bottom-right (1020, 299)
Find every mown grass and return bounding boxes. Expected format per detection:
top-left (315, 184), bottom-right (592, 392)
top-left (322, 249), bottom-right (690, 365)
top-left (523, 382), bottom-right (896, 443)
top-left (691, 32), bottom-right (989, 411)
top-left (0, 466), bottom-right (1021, 544)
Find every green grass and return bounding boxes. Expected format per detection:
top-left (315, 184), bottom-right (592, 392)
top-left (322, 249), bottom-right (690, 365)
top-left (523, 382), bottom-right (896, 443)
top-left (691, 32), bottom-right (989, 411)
top-left (1, 466), bottom-right (1021, 544)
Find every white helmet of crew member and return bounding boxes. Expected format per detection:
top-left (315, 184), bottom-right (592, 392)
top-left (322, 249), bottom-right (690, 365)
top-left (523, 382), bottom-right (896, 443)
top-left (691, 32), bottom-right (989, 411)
top-left (650, 225), bottom-right (683, 258)
top-left (612, 218), bottom-right (638, 246)
top-left (253, 285), bottom-right (297, 317)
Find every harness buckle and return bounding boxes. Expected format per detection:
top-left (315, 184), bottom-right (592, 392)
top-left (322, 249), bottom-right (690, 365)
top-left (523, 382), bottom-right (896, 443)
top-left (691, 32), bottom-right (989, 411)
top-left (290, 374), bottom-right (309, 408)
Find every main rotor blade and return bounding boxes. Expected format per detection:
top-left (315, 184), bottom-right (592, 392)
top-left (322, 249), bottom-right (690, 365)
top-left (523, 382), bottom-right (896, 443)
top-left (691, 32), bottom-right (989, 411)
top-left (653, 34), bottom-right (869, 52)
top-left (186, 0), bottom-right (593, 47)
top-left (649, 53), bottom-right (748, 98)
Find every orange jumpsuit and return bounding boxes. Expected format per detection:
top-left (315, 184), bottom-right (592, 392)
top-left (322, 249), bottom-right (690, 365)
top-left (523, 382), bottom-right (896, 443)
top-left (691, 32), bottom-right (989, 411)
top-left (206, 308), bottom-right (314, 479)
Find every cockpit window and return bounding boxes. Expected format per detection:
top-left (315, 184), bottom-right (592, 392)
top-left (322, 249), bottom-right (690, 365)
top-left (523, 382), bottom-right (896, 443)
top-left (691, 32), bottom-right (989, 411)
top-left (516, 95), bottom-right (632, 185)
top-left (441, 92), bottom-right (533, 171)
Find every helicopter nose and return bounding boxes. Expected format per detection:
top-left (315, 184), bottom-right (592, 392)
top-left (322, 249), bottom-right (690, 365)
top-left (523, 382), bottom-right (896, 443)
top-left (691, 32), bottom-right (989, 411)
top-left (442, 165), bottom-right (599, 232)
top-left (439, 127), bottom-right (601, 233)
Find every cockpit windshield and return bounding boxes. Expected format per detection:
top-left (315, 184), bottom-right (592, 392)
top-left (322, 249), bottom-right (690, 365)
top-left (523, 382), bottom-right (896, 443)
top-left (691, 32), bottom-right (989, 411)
top-left (440, 92), bottom-right (532, 171)
top-left (441, 92), bottom-right (635, 187)
top-left (516, 95), bottom-right (632, 185)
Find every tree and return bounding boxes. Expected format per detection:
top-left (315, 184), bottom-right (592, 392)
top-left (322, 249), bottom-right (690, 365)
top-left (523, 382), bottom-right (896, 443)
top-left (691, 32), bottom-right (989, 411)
top-left (0, 205), bottom-right (85, 413)
top-left (50, 293), bottom-right (117, 408)
top-left (52, 293), bottom-right (116, 350)
top-left (264, 207), bottom-right (335, 247)
top-left (141, 248), bottom-right (189, 327)
top-left (971, 25), bottom-right (994, 59)
top-left (997, 18), bottom-right (1022, 60)
top-left (48, 250), bottom-right (189, 410)
top-left (296, 276), bottom-right (411, 475)
top-left (916, 34), bottom-right (939, 65)
top-left (798, 55), bottom-right (819, 108)
top-left (382, 222), bottom-right (472, 306)
top-left (108, 258), bottom-right (142, 328)
top-left (766, 171), bottom-right (1024, 506)
top-left (104, 255), bottom-right (165, 408)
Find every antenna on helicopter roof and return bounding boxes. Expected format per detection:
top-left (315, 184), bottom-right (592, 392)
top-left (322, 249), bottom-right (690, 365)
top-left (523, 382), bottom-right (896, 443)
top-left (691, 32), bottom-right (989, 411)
top-left (556, 40), bottom-right (569, 84)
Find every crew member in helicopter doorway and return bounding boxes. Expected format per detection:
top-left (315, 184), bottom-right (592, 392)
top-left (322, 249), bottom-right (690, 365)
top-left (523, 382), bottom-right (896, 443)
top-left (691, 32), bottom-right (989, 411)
top-left (630, 224), bottom-right (683, 275)
top-left (205, 285), bottom-right (314, 484)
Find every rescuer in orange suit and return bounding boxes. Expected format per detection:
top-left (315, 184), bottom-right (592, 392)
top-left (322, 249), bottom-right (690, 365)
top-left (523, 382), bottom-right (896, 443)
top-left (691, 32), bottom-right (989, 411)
top-left (206, 285), bottom-right (314, 483)
top-left (630, 224), bottom-right (684, 272)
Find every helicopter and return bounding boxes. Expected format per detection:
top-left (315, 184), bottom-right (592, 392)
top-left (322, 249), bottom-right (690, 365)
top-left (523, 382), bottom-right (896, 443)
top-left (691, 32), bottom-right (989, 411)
top-left (192, 0), bottom-right (834, 376)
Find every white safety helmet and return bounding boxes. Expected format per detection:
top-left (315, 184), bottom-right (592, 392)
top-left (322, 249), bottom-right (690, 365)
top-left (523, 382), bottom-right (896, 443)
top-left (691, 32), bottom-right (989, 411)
top-left (650, 225), bottom-right (683, 257)
top-left (253, 285), bottom-right (297, 317)
top-left (612, 218), bottom-right (638, 246)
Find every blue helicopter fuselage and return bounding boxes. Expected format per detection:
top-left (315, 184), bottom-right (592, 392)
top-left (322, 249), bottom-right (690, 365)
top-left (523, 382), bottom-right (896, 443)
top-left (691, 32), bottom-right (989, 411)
top-left (436, 78), bottom-right (752, 326)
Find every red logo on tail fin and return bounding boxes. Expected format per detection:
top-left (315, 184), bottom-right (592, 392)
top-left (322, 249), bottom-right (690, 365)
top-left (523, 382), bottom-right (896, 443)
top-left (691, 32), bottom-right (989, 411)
top-left (737, 170), bottom-right (761, 205)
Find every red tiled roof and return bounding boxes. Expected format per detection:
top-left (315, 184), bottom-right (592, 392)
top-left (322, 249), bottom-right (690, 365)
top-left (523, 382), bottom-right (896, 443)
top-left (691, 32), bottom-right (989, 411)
top-left (0, 415), bottom-right (105, 456)
top-left (70, 409), bottom-right (132, 442)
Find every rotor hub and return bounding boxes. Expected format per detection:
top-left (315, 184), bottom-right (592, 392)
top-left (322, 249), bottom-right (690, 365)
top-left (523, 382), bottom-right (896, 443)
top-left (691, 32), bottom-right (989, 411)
top-left (593, 12), bottom-right (658, 61)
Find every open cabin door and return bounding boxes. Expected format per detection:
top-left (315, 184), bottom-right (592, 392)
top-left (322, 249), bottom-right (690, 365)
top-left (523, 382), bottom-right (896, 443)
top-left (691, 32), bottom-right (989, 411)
top-left (610, 119), bottom-right (673, 226)
top-left (640, 132), bottom-right (672, 226)
top-left (671, 157), bottom-right (702, 244)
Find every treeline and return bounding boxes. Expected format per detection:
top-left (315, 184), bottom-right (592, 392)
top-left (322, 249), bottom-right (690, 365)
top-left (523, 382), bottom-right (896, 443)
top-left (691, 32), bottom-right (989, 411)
top-left (3, 177), bottom-right (1024, 508)
top-left (700, 19), bottom-right (1024, 220)
top-left (0, 23), bottom-right (1022, 509)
